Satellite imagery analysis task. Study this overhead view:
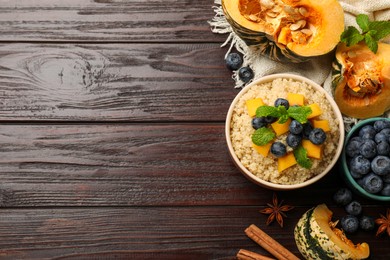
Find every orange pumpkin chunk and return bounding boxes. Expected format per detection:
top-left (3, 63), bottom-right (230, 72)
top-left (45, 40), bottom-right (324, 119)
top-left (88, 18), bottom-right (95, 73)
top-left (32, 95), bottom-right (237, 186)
top-left (245, 98), bottom-right (265, 117)
top-left (278, 153), bottom-right (297, 172)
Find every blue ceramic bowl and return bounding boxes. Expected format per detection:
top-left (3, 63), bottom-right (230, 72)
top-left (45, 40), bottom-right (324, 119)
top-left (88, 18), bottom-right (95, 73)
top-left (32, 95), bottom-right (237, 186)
top-left (340, 117), bottom-right (390, 202)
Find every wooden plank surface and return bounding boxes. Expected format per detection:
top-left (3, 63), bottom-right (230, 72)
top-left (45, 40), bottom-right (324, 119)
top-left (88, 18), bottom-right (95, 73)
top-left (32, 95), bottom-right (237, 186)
top-left (0, 0), bottom-right (389, 259)
top-left (0, 123), bottom-right (356, 207)
top-left (0, 206), bottom-right (389, 260)
top-left (0, 0), bottom-right (224, 43)
top-left (0, 43), bottom-right (235, 121)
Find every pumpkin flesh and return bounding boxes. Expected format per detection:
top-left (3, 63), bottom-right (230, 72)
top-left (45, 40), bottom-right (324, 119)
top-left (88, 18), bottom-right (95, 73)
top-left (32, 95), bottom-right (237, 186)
top-left (332, 42), bottom-right (390, 119)
top-left (222, 0), bottom-right (344, 62)
top-left (294, 204), bottom-right (370, 260)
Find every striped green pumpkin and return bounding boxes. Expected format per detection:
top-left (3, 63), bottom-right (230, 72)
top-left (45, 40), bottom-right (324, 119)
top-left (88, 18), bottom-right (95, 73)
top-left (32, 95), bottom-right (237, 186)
top-left (294, 204), bottom-right (370, 260)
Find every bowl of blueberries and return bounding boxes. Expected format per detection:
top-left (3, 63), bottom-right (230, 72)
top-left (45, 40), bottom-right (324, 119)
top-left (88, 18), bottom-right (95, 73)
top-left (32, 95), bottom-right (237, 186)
top-left (340, 117), bottom-right (390, 202)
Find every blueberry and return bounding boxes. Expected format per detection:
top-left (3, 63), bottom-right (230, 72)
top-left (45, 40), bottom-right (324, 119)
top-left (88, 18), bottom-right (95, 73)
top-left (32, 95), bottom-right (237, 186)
top-left (225, 52), bottom-right (243, 71)
top-left (252, 117), bottom-right (267, 130)
top-left (359, 139), bottom-right (377, 159)
top-left (238, 66), bottom-right (254, 83)
top-left (377, 141), bottom-right (390, 156)
top-left (264, 116), bottom-right (278, 124)
top-left (270, 142), bottom-right (287, 158)
top-left (309, 128), bottom-right (326, 145)
top-left (274, 98), bottom-right (289, 110)
top-left (340, 215), bottom-right (359, 233)
top-left (346, 138), bottom-right (362, 158)
top-left (345, 200), bottom-right (362, 216)
top-left (362, 173), bottom-right (384, 194)
top-left (289, 120), bottom-right (303, 135)
top-left (286, 133), bottom-right (302, 148)
top-left (371, 155), bottom-right (390, 176)
top-left (380, 183), bottom-right (390, 196)
top-left (333, 188), bottom-right (353, 206)
top-left (373, 119), bottom-right (390, 132)
top-left (359, 125), bottom-right (377, 140)
top-left (375, 132), bottom-right (389, 144)
top-left (383, 173), bottom-right (390, 183)
top-left (302, 122), bottom-right (313, 139)
top-left (349, 155), bottom-right (371, 176)
top-left (359, 215), bottom-right (375, 231)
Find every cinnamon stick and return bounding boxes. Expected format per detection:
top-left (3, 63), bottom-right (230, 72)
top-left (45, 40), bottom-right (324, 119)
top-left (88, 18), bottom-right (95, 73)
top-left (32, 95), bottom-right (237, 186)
top-left (237, 249), bottom-right (276, 260)
top-left (244, 224), bottom-right (299, 260)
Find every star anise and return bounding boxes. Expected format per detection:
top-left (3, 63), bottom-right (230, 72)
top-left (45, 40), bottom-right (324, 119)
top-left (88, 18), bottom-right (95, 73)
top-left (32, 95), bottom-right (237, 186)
top-left (375, 208), bottom-right (390, 237)
top-left (259, 193), bottom-right (294, 227)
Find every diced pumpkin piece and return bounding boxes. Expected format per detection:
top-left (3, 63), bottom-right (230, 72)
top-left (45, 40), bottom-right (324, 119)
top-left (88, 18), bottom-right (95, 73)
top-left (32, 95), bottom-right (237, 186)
top-left (302, 139), bottom-right (322, 159)
top-left (312, 119), bottom-right (331, 132)
top-left (252, 142), bottom-right (272, 157)
top-left (278, 152), bottom-right (297, 172)
top-left (307, 103), bottom-right (322, 119)
top-left (287, 93), bottom-right (305, 106)
top-left (271, 118), bottom-right (291, 136)
top-left (245, 98), bottom-right (265, 117)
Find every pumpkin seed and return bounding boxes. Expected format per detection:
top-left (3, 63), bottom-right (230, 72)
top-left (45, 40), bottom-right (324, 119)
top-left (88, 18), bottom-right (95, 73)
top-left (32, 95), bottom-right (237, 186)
top-left (283, 6), bottom-right (297, 14)
top-left (298, 7), bottom-right (309, 17)
top-left (290, 20), bottom-right (306, 31)
top-left (267, 11), bottom-right (278, 18)
top-left (248, 14), bottom-right (260, 22)
top-left (301, 29), bottom-right (313, 36)
top-left (260, 0), bottom-right (275, 9)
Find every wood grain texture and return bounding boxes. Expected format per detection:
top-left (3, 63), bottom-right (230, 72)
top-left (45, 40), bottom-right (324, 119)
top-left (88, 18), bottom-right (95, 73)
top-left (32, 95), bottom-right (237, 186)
top-left (0, 43), bottom-right (235, 121)
top-left (0, 206), bottom-right (388, 260)
top-left (0, 123), bottom-right (385, 208)
top-left (0, 0), bottom-right (225, 43)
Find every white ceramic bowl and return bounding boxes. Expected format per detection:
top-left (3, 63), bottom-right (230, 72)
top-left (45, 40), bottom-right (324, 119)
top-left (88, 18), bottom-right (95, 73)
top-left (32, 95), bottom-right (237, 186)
top-left (225, 73), bottom-right (345, 190)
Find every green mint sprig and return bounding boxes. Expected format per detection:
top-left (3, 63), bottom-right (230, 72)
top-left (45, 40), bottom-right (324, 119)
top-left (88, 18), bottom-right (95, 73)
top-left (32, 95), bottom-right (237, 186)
top-left (340, 14), bottom-right (390, 53)
top-left (255, 105), bottom-right (312, 124)
top-left (293, 146), bottom-right (312, 169)
top-left (252, 127), bottom-right (275, 146)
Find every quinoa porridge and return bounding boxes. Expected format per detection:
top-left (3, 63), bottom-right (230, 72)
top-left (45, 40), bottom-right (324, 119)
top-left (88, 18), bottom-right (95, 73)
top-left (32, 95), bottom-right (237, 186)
top-left (230, 77), bottom-right (340, 185)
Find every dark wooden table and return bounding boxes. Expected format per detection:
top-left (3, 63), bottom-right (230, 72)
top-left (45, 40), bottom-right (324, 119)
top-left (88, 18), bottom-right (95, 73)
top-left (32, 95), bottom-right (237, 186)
top-left (0, 1), bottom-right (388, 259)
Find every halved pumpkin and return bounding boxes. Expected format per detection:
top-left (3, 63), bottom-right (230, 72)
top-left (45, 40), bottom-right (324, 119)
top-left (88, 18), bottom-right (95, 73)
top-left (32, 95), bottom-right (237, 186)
top-left (332, 42), bottom-right (390, 119)
top-left (222, 0), bottom-right (344, 62)
top-left (294, 204), bottom-right (370, 260)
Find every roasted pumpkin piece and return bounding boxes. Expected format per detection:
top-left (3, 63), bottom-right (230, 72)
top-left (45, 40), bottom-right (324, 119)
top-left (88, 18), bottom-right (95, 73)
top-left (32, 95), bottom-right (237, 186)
top-left (287, 93), bottom-right (305, 106)
top-left (301, 139), bottom-right (322, 159)
top-left (222, 0), bottom-right (344, 62)
top-left (312, 119), bottom-right (330, 132)
top-left (332, 42), bottom-right (390, 119)
top-left (306, 103), bottom-right (322, 119)
top-left (246, 98), bottom-right (265, 117)
top-left (252, 142), bottom-right (272, 157)
top-left (271, 118), bottom-right (291, 136)
top-left (294, 204), bottom-right (370, 260)
top-left (278, 152), bottom-right (297, 172)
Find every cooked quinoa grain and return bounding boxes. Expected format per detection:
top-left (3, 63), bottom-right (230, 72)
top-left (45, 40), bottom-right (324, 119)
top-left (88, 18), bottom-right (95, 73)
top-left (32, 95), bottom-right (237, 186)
top-left (230, 78), bottom-right (340, 185)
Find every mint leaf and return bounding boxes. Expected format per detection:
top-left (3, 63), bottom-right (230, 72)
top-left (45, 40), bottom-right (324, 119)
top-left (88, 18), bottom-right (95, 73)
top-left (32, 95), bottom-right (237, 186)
top-left (278, 114), bottom-right (290, 124)
top-left (287, 106), bottom-right (312, 124)
top-left (276, 106), bottom-right (289, 123)
top-left (368, 20), bottom-right (390, 40)
top-left (252, 127), bottom-right (275, 146)
top-left (293, 146), bottom-right (312, 169)
top-left (340, 26), bottom-right (364, 46)
top-left (341, 15), bottom-right (390, 53)
top-left (356, 14), bottom-right (370, 32)
top-left (365, 33), bottom-right (378, 53)
top-left (255, 106), bottom-right (281, 118)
